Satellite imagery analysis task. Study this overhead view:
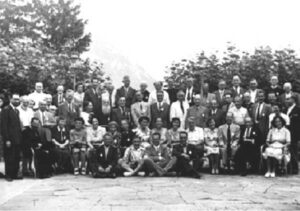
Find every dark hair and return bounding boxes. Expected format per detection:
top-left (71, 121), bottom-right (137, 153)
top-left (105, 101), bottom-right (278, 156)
top-left (171, 117), bottom-right (181, 127)
top-left (31, 117), bottom-right (40, 123)
top-left (206, 118), bottom-right (216, 127)
top-left (271, 115), bottom-right (286, 128)
top-left (74, 117), bottom-right (85, 124)
top-left (179, 131), bottom-right (188, 137)
top-left (83, 101), bottom-right (92, 109)
top-left (151, 132), bottom-right (161, 139)
top-left (75, 83), bottom-right (84, 91)
top-left (155, 117), bottom-right (163, 122)
top-left (138, 116), bottom-right (150, 123)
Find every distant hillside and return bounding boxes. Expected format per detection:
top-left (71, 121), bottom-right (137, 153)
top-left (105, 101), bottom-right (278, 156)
top-left (85, 42), bottom-right (156, 90)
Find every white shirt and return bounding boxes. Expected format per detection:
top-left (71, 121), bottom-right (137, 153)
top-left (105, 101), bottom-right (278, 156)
top-left (86, 126), bottom-right (106, 144)
top-left (28, 91), bottom-right (47, 109)
top-left (228, 106), bottom-right (249, 125)
top-left (148, 90), bottom-right (170, 105)
top-left (170, 100), bottom-right (189, 129)
top-left (18, 106), bottom-right (34, 129)
top-left (186, 127), bottom-right (204, 145)
top-left (249, 89), bottom-right (258, 103)
top-left (287, 103), bottom-right (296, 116)
top-left (269, 113), bottom-right (290, 128)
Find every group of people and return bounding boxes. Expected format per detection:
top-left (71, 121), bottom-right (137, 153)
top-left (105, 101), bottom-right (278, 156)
top-left (0, 74), bottom-right (299, 181)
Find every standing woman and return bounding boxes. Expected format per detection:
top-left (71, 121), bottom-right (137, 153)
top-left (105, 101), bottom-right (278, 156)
top-left (204, 118), bottom-right (221, 174)
top-left (264, 116), bottom-right (291, 178)
top-left (73, 83), bottom-right (85, 112)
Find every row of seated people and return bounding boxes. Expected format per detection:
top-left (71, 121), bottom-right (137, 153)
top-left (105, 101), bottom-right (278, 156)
top-left (22, 111), bottom-right (291, 179)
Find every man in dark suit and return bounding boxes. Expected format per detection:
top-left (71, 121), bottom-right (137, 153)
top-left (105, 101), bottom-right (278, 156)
top-left (214, 79), bottom-right (228, 108)
top-left (150, 90), bottom-right (170, 128)
top-left (207, 99), bottom-right (225, 127)
top-left (242, 92), bottom-right (254, 115)
top-left (166, 78), bottom-right (179, 104)
top-left (140, 82), bottom-right (150, 102)
top-left (172, 131), bottom-right (201, 178)
top-left (115, 75), bottom-right (136, 108)
top-left (251, 91), bottom-right (272, 145)
top-left (1, 94), bottom-right (23, 181)
top-left (143, 133), bottom-right (176, 176)
top-left (58, 90), bottom-right (80, 129)
top-left (230, 75), bottom-right (245, 98)
top-left (236, 117), bottom-right (261, 176)
top-left (89, 133), bottom-right (119, 178)
top-left (184, 77), bottom-right (199, 106)
top-left (52, 85), bottom-right (65, 108)
top-left (83, 78), bottom-right (105, 125)
top-left (112, 97), bottom-right (132, 127)
top-left (265, 76), bottom-right (284, 98)
top-left (285, 96), bottom-right (300, 174)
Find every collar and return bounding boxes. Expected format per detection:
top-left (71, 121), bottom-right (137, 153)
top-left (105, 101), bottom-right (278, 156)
top-left (271, 85), bottom-right (278, 89)
top-left (57, 126), bottom-right (65, 132)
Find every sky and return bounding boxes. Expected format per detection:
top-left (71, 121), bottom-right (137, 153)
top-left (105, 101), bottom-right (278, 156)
top-left (78, 0), bottom-right (300, 80)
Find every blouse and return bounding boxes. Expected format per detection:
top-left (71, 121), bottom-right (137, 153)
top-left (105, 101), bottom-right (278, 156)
top-left (266, 127), bottom-right (291, 146)
top-left (204, 128), bottom-right (219, 147)
top-left (151, 128), bottom-right (168, 144)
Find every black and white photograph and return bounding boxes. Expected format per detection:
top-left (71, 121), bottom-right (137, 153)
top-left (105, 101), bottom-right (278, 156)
top-left (0, 0), bottom-right (300, 210)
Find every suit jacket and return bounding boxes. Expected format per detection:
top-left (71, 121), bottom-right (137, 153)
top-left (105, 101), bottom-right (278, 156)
top-left (285, 105), bottom-right (300, 143)
top-left (185, 105), bottom-right (208, 128)
top-left (218, 123), bottom-right (240, 148)
top-left (172, 144), bottom-right (197, 160)
top-left (83, 88), bottom-right (104, 123)
top-left (33, 110), bottom-right (56, 127)
top-left (131, 101), bottom-right (150, 127)
top-left (1, 105), bottom-right (22, 145)
top-left (145, 144), bottom-right (170, 162)
top-left (200, 93), bottom-right (216, 107)
top-left (95, 145), bottom-right (119, 168)
top-left (242, 102), bottom-right (254, 115)
top-left (142, 90), bottom-right (150, 102)
top-left (265, 86), bottom-right (284, 98)
top-left (51, 126), bottom-right (70, 145)
top-left (166, 88), bottom-right (179, 104)
top-left (207, 108), bottom-right (226, 127)
top-left (115, 86), bottom-right (136, 108)
top-left (239, 126), bottom-right (261, 146)
top-left (251, 102), bottom-right (272, 140)
top-left (278, 92), bottom-right (300, 107)
top-left (58, 102), bottom-right (80, 127)
top-left (22, 126), bottom-right (52, 150)
top-left (214, 89), bottom-right (229, 107)
top-left (150, 102), bottom-right (170, 128)
top-left (111, 107), bottom-right (132, 126)
top-left (184, 86), bottom-right (200, 106)
top-left (230, 86), bottom-right (245, 98)
top-left (52, 93), bottom-right (65, 107)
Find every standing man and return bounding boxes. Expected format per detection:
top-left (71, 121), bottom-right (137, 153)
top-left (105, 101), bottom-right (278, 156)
top-left (170, 91), bottom-right (189, 129)
top-left (228, 96), bottom-right (249, 131)
top-left (265, 76), bottom-right (283, 98)
top-left (184, 77), bottom-right (199, 106)
top-left (230, 75), bottom-right (245, 98)
top-left (28, 82), bottom-right (47, 110)
top-left (52, 85), bottom-right (65, 107)
top-left (112, 97), bottom-right (132, 127)
top-left (166, 78), bottom-right (179, 104)
top-left (214, 80), bottom-right (228, 107)
top-left (18, 95), bottom-right (34, 130)
top-left (1, 94), bottom-right (23, 181)
top-left (115, 75), bottom-right (136, 108)
top-left (148, 81), bottom-right (170, 105)
top-left (33, 100), bottom-right (53, 127)
top-left (131, 91), bottom-right (150, 128)
top-left (150, 91), bottom-right (170, 128)
top-left (251, 91), bottom-right (272, 146)
top-left (140, 82), bottom-right (150, 102)
top-left (248, 79), bottom-right (260, 103)
top-left (58, 90), bottom-right (80, 129)
top-left (199, 82), bottom-right (216, 107)
top-left (185, 95), bottom-right (208, 128)
top-left (279, 82), bottom-right (300, 107)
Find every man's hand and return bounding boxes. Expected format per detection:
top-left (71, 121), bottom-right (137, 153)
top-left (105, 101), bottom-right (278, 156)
top-left (6, 141), bottom-right (11, 148)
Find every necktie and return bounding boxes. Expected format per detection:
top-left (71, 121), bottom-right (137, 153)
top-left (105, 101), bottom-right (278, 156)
top-left (125, 88), bottom-right (128, 98)
top-left (69, 103), bottom-right (72, 112)
top-left (59, 94), bottom-right (62, 104)
top-left (256, 103), bottom-right (262, 121)
top-left (60, 130), bottom-right (63, 143)
top-left (159, 102), bottom-right (162, 111)
top-left (180, 101), bottom-right (185, 114)
top-left (42, 112), bottom-right (45, 126)
top-left (247, 128), bottom-right (251, 137)
top-left (14, 108), bottom-right (19, 115)
top-left (121, 107), bottom-right (124, 116)
top-left (227, 125), bottom-right (231, 167)
top-left (140, 103), bottom-right (143, 111)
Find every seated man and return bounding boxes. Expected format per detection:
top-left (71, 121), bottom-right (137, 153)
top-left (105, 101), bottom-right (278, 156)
top-left (23, 117), bottom-right (54, 179)
top-left (89, 133), bottom-right (119, 178)
top-left (86, 117), bottom-right (106, 152)
top-left (118, 136), bottom-right (145, 177)
top-left (143, 132), bottom-right (176, 176)
top-left (70, 117), bottom-right (87, 175)
top-left (236, 117), bottom-right (261, 176)
top-left (218, 112), bottom-right (240, 171)
top-left (172, 131), bottom-right (201, 178)
top-left (51, 117), bottom-right (72, 174)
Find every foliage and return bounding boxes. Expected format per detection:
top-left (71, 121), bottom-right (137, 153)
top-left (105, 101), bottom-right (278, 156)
top-left (165, 44), bottom-right (300, 92)
top-left (0, 0), bottom-right (103, 95)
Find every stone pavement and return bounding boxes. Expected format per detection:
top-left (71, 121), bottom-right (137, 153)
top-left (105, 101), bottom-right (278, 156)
top-left (0, 173), bottom-right (300, 211)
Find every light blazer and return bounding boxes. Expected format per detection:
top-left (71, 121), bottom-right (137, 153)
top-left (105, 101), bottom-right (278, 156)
top-left (218, 123), bottom-right (240, 148)
top-left (131, 101), bottom-right (150, 127)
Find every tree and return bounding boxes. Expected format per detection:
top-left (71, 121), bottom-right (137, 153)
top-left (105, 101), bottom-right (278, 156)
top-left (0, 0), bottom-right (101, 94)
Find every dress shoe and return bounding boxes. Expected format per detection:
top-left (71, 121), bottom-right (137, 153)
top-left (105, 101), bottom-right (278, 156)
top-left (13, 176), bottom-right (23, 180)
top-left (5, 177), bottom-right (13, 182)
top-left (240, 171), bottom-right (247, 177)
top-left (193, 173), bottom-right (202, 179)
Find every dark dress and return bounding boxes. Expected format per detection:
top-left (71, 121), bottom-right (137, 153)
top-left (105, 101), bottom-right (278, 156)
top-left (120, 130), bottom-right (135, 157)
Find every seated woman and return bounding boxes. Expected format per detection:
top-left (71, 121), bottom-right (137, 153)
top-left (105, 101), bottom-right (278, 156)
top-left (86, 117), bottom-right (106, 154)
top-left (120, 119), bottom-right (135, 157)
top-left (133, 116), bottom-right (151, 149)
top-left (151, 117), bottom-right (168, 146)
top-left (80, 101), bottom-right (94, 127)
top-left (107, 121), bottom-right (121, 149)
top-left (70, 117), bottom-right (87, 175)
top-left (204, 118), bottom-right (220, 175)
top-left (118, 136), bottom-right (145, 177)
top-left (264, 116), bottom-right (291, 178)
top-left (166, 118), bottom-right (182, 147)
top-left (51, 117), bottom-right (72, 174)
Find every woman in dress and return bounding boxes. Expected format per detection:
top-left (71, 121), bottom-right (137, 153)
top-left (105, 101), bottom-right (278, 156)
top-left (166, 118), bottom-right (182, 147)
top-left (80, 101), bottom-right (94, 127)
top-left (204, 118), bottom-right (220, 174)
top-left (264, 116), bottom-right (291, 178)
top-left (73, 83), bottom-right (85, 112)
top-left (133, 116), bottom-right (151, 149)
top-left (151, 117), bottom-right (168, 146)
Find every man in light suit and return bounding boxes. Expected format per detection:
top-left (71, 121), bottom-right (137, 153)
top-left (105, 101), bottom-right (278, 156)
top-left (34, 100), bottom-right (55, 127)
top-left (170, 91), bottom-right (189, 129)
top-left (131, 91), bottom-right (150, 128)
top-left (1, 94), bottom-right (23, 181)
top-left (115, 75), bottom-right (136, 108)
top-left (143, 133), bottom-right (176, 176)
top-left (214, 80), bottom-right (228, 107)
top-left (185, 94), bottom-right (208, 128)
top-left (58, 90), bottom-right (80, 129)
top-left (250, 91), bottom-right (272, 145)
top-left (218, 112), bottom-right (240, 171)
top-left (150, 90), bottom-right (170, 128)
